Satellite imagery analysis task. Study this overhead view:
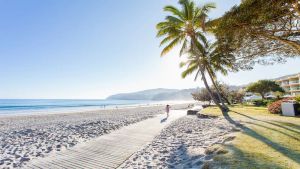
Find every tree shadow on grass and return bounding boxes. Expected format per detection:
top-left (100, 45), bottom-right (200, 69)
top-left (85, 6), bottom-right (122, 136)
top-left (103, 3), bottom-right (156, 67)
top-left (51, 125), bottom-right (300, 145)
top-left (273, 121), bottom-right (300, 131)
top-left (222, 110), bottom-right (300, 164)
top-left (216, 145), bottom-right (285, 169)
top-left (230, 110), bottom-right (300, 135)
top-left (243, 121), bottom-right (300, 141)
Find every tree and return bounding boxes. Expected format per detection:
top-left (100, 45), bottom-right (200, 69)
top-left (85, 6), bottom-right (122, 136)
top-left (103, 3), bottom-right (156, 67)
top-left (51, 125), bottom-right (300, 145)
top-left (180, 36), bottom-right (235, 110)
top-left (212, 0), bottom-right (300, 70)
top-left (229, 89), bottom-right (245, 104)
top-left (246, 80), bottom-right (285, 99)
top-left (156, 0), bottom-right (229, 112)
top-left (191, 88), bottom-right (212, 105)
top-left (211, 83), bottom-right (245, 104)
top-left (213, 83), bottom-right (233, 105)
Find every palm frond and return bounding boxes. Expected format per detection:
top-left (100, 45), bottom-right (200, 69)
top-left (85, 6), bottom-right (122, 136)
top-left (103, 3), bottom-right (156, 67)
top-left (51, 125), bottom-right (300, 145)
top-left (181, 63), bottom-right (198, 78)
top-left (208, 41), bottom-right (218, 51)
top-left (179, 61), bottom-right (187, 68)
top-left (166, 16), bottom-right (184, 24)
top-left (160, 35), bottom-right (177, 47)
top-left (201, 2), bottom-right (216, 13)
top-left (179, 0), bottom-right (191, 20)
top-left (164, 5), bottom-right (185, 20)
top-left (179, 39), bottom-right (188, 56)
top-left (191, 37), bottom-right (206, 56)
top-left (156, 21), bottom-right (170, 29)
top-left (156, 27), bottom-right (180, 38)
top-left (161, 37), bottom-right (182, 56)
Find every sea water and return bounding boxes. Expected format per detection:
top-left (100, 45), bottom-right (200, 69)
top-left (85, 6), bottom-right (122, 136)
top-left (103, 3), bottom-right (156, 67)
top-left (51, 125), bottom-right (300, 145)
top-left (0, 99), bottom-right (157, 115)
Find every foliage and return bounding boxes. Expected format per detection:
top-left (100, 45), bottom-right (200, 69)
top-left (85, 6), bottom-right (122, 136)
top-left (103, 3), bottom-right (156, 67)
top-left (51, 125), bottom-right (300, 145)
top-left (253, 99), bottom-right (272, 107)
top-left (295, 95), bottom-right (300, 103)
top-left (192, 84), bottom-right (245, 105)
top-left (192, 88), bottom-right (212, 103)
top-left (215, 83), bottom-right (245, 104)
top-left (156, 0), bottom-right (215, 57)
top-left (267, 98), bottom-right (293, 114)
top-left (273, 91), bottom-right (285, 99)
top-left (213, 0), bottom-right (300, 70)
top-left (246, 80), bottom-right (285, 99)
top-left (179, 35), bottom-right (234, 111)
top-left (268, 100), bottom-right (284, 114)
top-left (229, 90), bottom-right (245, 104)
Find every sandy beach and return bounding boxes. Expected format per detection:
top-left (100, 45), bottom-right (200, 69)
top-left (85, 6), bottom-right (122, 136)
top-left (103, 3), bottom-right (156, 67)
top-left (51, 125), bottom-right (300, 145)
top-left (120, 115), bottom-right (237, 169)
top-left (0, 104), bottom-right (190, 168)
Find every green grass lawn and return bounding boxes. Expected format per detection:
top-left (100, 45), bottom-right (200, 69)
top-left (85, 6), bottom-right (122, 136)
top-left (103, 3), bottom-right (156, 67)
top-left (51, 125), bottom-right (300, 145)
top-left (202, 105), bottom-right (300, 169)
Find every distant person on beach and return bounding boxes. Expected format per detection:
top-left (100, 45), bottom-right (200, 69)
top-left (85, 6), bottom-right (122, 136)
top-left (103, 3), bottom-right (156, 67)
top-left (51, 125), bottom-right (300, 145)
top-left (166, 105), bottom-right (170, 117)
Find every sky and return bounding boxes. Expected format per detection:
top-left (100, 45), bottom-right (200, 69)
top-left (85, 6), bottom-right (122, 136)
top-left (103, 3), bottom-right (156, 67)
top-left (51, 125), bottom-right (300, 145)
top-left (0, 0), bottom-right (299, 99)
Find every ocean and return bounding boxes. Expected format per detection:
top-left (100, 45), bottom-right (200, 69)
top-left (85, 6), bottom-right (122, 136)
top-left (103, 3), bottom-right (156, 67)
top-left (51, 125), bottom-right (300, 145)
top-left (0, 99), bottom-right (160, 115)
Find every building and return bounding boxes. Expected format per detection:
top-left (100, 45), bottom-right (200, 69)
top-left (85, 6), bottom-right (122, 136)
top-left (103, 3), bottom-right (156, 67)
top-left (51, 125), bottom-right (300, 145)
top-left (275, 73), bottom-right (300, 96)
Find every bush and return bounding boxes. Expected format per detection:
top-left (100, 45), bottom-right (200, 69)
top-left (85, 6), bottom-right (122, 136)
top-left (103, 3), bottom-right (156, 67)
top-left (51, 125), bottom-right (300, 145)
top-left (267, 98), bottom-right (293, 114)
top-left (268, 100), bottom-right (283, 114)
top-left (252, 99), bottom-right (271, 107)
top-left (295, 95), bottom-right (300, 103)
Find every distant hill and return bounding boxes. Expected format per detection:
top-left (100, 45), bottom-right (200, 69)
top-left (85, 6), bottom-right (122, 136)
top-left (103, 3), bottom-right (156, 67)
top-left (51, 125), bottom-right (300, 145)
top-left (106, 88), bottom-right (198, 101)
top-left (106, 85), bottom-right (245, 101)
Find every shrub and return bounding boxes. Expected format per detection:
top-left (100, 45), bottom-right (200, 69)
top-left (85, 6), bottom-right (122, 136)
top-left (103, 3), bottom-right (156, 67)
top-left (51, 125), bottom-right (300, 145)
top-left (268, 100), bottom-right (283, 114)
top-left (267, 98), bottom-right (293, 114)
top-left (252, 99), bottom-right (271, 107)
top-left (295, 95), bottom-right (300, 103)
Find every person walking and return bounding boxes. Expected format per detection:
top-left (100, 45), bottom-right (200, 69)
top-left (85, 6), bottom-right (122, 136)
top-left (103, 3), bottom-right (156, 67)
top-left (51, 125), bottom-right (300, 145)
top-left (166, 104), bottom-right (170, 117)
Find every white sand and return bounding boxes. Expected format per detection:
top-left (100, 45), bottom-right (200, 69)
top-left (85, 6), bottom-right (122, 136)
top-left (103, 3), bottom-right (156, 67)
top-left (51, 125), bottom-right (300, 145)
top-left (120, 115), bottom-right (237, 169)
top-left (0, 104), bottom-right (190, 168)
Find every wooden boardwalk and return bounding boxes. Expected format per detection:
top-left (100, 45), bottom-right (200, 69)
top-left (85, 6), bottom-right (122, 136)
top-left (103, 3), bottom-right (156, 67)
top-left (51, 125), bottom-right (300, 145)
top-left (25, 110), bottom-right (187, 169)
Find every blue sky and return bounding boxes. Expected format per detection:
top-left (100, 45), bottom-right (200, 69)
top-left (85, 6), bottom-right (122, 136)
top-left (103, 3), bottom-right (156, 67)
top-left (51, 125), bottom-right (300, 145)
top-left (0, 0), bottom-right (299, 99)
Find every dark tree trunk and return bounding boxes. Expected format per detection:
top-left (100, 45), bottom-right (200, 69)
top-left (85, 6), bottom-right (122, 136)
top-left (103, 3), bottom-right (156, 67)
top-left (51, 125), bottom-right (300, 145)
top-left (260, 93), bottom-right (266, 100)
top-left (222, 95), bottom-right (232, 105)
top-left (206, 67), bottom-right (229, 110)
top-left (200, 68), bottom-right (226, 112)
top-left (189, 36), bottom-right (228, 113)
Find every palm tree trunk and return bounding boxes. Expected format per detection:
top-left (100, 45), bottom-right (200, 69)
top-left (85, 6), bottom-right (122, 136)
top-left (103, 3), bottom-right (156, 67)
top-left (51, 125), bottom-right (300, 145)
top-left (206, 67), bottom-right (231, 105)
top-left (200, 68), bottom-right (225, 112)
top-left (222, 95), bottom-right (232, 105)
top-left (206, 67), bottom-right (229, 110)
top-left (189, 36), bottom-right (227, 112)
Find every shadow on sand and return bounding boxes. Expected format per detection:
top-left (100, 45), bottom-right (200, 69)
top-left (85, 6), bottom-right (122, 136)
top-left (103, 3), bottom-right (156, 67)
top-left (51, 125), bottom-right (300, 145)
top-left (160, 117), bottom-right (168, 123)
top-left (167, 144), bottom-right (205, 168)
top-left (222, 110), bottom-right (300, 164)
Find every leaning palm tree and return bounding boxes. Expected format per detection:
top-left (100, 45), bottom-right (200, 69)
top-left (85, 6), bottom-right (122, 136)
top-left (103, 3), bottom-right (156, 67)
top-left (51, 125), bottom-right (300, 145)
top-left (201, 36), bottom-right (236, 107)
top-left (181, 35), bottom-right (235, 110)
top-left (206, 53), bottom-right (234, 106)
top-left (157, 0), bottom-right (228, 112)
top-left (180, 39), bottom-right (231, 111)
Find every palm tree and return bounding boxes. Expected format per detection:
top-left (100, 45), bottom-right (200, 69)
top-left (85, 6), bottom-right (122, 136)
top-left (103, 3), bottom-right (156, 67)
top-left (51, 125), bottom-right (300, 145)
top-left (206, 58), bottom-right (233, 106)
top-left (201, 37), bottom-right (235, 108)
top-left (157, 0), bottom-right (215, 57)
top-left (183, 35), bottom-right (236, 109)
top-left (157, 0), bottom-right (228, 112)
top-left (180, 36), bottom-right (231, 111)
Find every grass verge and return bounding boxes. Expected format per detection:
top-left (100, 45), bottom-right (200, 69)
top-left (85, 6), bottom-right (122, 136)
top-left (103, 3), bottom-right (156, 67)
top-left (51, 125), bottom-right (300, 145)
top-left (202, 105), bottom-right (300, 169)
